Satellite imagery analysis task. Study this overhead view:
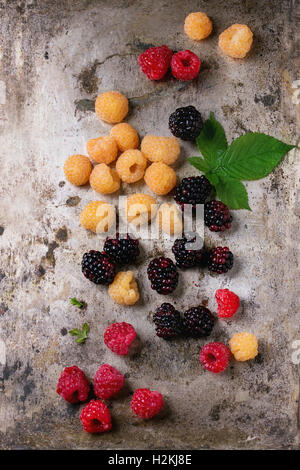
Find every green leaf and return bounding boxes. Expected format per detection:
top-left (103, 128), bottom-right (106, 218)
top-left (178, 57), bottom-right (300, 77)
top-left (69, 328), bottom-right (81, 336)
top-left (69, 323), bottom-right (90, 344)
top-left (215, 178), bottom-right (251, 210)
top-left (76, 337), bottom-right (86, 344)
top-left (205, 171), bottom-right (220, 187)
top-left (196, 112), bottom-right (228, 167)
top-left (70, 297), bottom-right (83, 308)
top-left (219, 133), bottom-right (295, 181)
top-left (188, 157), bottom-right (211, 173)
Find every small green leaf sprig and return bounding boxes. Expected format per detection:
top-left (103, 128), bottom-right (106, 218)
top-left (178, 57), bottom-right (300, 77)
top-left (69, 323), bottom-right (90, 344)
top-left (188, 113), bottom-right (295, 210)
top-left (70, 297), bottom-right (83, 308)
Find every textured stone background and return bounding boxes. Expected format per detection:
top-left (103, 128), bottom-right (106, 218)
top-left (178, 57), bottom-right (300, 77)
top-left (0, 0), bottom-right (299, 450)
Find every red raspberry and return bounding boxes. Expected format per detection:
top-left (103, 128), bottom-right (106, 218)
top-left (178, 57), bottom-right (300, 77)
top-left (80, 399), bottom-right (112, 433)
top-left (200, 342), bottom-right (231, 373)
top-left (138, 45), bottom-right (173, 80)
top-left (94, 364), bottom-right (125, 399)
top-left (215, 289), bottom-right (240, 318)
top-left (104, 322), bottom-right (137, 356)
top-left (56, 366), bottom-right (90, 404)
top-left (171, 50), bottom-right (201, 81)
top-left (131, 388), bottom-right (164, 419)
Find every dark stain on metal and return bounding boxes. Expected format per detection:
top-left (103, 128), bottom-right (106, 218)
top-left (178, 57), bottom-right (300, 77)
top-left (209, 404), bottom-right (221, 421)
top-left (130, 38), bottom-right (155, 51)
top-left (75, 98), bottom-right (95, 114)
top-left (55, 227), bottom-right (68, 242)
top-left (20, 381), bottom-right (36, 403)
top-left (42, 241), bottom-right (59, 267)
top-left (0, 303), bottom-right (8, 316)
top-left (2, 360), bottom-right (22, 381)
top-left (66, 196), bottom-right (81, 206)
top-left (36, 265), bottom-right (46, 277)
top-left (254, 87), bottom-right (281, 107)
top-left (77, 60), bottom-right (100, 94)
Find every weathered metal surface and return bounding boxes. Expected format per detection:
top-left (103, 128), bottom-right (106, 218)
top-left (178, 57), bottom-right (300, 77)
top-left (0, 0), bottom-right (299, 449)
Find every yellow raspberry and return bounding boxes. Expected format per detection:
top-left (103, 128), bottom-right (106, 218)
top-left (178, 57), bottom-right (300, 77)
top-left (90, 163), bottom-right (120, 194)
top-left (108, 271), bottom-right (140, 305)
top-left (141, 135), bottom-right (180, 165)
top-left (126, 193), bottom-right (157, 225)
top-left (144, 162), bottom-right (177, 195)
top-left (95, 91), bottom-right (129, 124)
top-left (184, 12), bottom-right (213, 40)
top-left (229, 332), bottom-right (258, 361)
top-left (80, 201), bottom-right (115, 233)
top-left (219, 24), bottom-right (253, 59)
top-left (110, 123), bottom-right (139, 152)
top-left (86, 136), bottom-right (118, 164)
top-left (63, 154), bottom-right (92, 186)
top-left (157, 203), bottom-right (183, 236)
top-left (116, 149), bottom-right (147, 183)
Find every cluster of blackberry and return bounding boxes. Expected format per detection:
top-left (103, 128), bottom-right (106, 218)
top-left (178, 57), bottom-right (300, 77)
top-left (171, 235), bottom-right (234, 275)
top-left (81, 233), bottom-right (139, 285)
top-left (153, 303), bottom-right (215, 340)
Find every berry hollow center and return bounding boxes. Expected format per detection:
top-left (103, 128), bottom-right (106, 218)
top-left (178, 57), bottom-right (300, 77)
top-left (130, 164), bottom-right (138, 173)
top-left (207, 353), bottom-right (216, 363)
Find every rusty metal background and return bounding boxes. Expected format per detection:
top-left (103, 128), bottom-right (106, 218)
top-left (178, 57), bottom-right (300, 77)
top-left (0, 0), bottom-right (299, 449)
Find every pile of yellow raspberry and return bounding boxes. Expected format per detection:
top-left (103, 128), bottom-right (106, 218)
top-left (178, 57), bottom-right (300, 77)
top-left (63, 89), bottom-right (180, 202)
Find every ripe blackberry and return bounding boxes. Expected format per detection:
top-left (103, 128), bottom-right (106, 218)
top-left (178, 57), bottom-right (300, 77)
top-left (204, 200), bottom-right (232, 232)
top-left (207, 247), bottom-right (234, 274)
top-left (153, 303), bottom-right (182, 339)
top-left (169, 106), bottom-right (203, 141)
top-left (172, 233), bottom-right (206, 269)
top-left (183, 306), bottom-right (214, 337)
top-left (147, 257), bottom-right (179, 295)
top-left (82, 250), bottom-right (116, 285)
top-left (173, 176), bottom-right (212, 210)
top-left (103, 233), bottom-right (139, 265)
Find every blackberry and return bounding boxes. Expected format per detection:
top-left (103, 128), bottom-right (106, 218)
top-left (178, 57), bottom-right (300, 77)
top-left (103, 233), bottom-right (139, 265)
top-left (207, 247), bottom-right (234, 274)
top-left (173, 176), bottom-right (212, 210)
top-left (183, 306), bottom-right (214, 337)
top-left (82, 250), bottom-right (116, 285)
top-left (147, 257), bottom-right (179, 295)
top-left (172, 234), bottom-right (207, 269)
top-left (204, 200), bottom-right (232, 232)
top-left (169, 106), bottom-right (203, 141)
top-left (153, 303), bottom-right (182, 339)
